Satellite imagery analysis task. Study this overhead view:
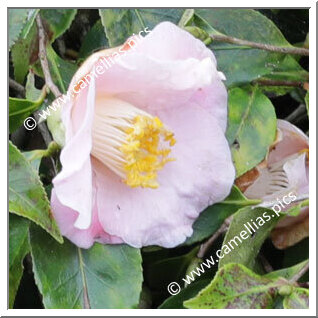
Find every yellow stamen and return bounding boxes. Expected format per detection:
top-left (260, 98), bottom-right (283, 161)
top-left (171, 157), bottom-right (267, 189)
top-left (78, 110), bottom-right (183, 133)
top-left (91, 97), bottom-right (176, 189)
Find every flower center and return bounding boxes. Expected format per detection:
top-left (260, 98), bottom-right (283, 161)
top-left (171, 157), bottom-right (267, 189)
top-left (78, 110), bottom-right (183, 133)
top-left (91, 97), bottom-right (176, 189)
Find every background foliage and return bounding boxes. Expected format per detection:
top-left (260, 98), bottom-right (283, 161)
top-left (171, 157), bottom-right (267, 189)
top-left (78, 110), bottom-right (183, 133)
top-left (9, 8), bottom-right (309, 309)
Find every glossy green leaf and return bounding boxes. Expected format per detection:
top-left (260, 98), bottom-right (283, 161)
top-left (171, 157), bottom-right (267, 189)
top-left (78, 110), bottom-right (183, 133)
top-left (9, 9), bottom-right (31, 49)
top-left (25, 72), bottom-right (43, 101)
top-left (100, 9), bottom-right (184, 47)
top-left (79, 20), bottom-right (109, 59)
top-left (226, 86), bottom-right (277, 177)
top-left (194, 9), bottom-right (308, 87)
top-left (29, 225), bottom-right (143, 309)
top-left (184, 263), bottom-right (283, 309)
top-left (11, 22), bottom-right (38, 84)
top-left (9, 214), bottom-right (29, 308)
top-left (34, 45), bottom-right (77, 94)
top-left (40, 9), bottom-right (77, 42)
top-left (264, 260), bottom-right (309, 281)
top-left (9, 87), bottom-right (46, 133)
top-left (9, 142), bottom-right (63, 243)
top-left (144, 247), bottom-right (198, 295)
top-left (219, 206), bottom-right (280, 269)
top-left (305, 91), bottom-right (309, 115)
top-left (23, 150), bottom-right (43, 172)
top-left (283, 288), bottom-right (309, 309)
top-left (184, 186), bottom-right (260, 245)
top-left (20, 9), bottom-right (39, 39)
top-left (283, 238), bottom-right (309, 282)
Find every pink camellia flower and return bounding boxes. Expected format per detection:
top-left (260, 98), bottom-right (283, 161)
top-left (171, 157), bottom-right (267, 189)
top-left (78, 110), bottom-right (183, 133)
top-left (241, 119), bottom-right (309, 249)
top-left (51, 22), bottom-right (235, 248)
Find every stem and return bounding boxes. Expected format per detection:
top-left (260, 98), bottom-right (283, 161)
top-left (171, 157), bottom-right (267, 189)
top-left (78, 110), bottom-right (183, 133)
top-left (253, 79), bottom-right (306, 88)
top-left (36, 14), bottom-right (61, 98)
top-left (284, 104), bottom-right (307, 123)
top-left (290, 261), bottom-right (309, 284)
top-left (259, 254), bottom-right (273, 273)
top-left (35, 13), bottom-right (60, 176)
top-left (210, 34), bottom-right (309, 56)
top-left (9, 78), bottom-right (26, 97)
top-left (197, 216), bottom-right (233, 258)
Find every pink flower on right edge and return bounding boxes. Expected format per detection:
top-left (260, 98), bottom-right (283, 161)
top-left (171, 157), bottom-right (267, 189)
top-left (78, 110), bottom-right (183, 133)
top-left (239, 119), bottom-right (309, 249)
top-left (50, 22), bottom-right (235, 249)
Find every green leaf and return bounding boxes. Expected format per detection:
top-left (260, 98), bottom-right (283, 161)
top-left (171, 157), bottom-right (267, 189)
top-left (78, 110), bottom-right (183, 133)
top-left (9, 142), bottom-right (63, 243)
top-left (144, 247), bottom-right (198, 295)
top-left (305, 91), bottom-right (309, 115)
top-left (9, 88), bottom-right (46, 133)
top-left (218, 206), bottom-right (280, 269)
top-left (20, 9), bottom-right (39, 39)
top-left (184, 186), bottom-right (260, 245)
top-left (99, 9), bottom-right (184, 47)
top-left (194, 9), bottom-right (308, 87)
top-left (226, 86), bottom-right (277, 177)
top-left (9, 214), bottom-right (29, 308)
top-left (178, 9), bottom-right (195, 27)
top-left (79, 20), bottom-right (109, 59)
top-left (25, 72), bottom-right (43, 101)
top-left (23, 150), bottom-right (44, 171)
top-left (283, 288), bottom-right (309, 309)
top-left (46, 45), bottom-right (77, 93)
top-left (283, 238), bottom-right (309, 282)
top-left (159, 279), bottom-right (210, 309)
top-left (29, 225), bottom-right (143, 309)
top-left (99, 9), bottom-right (144, 47)
top-left (33, 44), bottom-right (77, 94)
top-left (11, 22), bottom-right (38, 84)
top-left (9, 9), bottom-right (30, 49)
top-left (264, 260), bottom-right (309, 281)
top-left (184, 263), bottom-right (283, 309)
top-left (40, 9), bottom-right (77, 42)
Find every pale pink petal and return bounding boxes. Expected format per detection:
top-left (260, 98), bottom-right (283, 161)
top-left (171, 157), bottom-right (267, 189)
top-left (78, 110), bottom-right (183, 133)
top-left (269, 119), bottom-right (308, 165)
top-left (189, 79), bottom-right (228, 132)
top-left (93, 104), bottom-right (234, 247)
top-left (69, 22), bottom-right (224, 116)
top-left (51, 22), bottom-right (233, 248)
top-left (283, 153), bottom-right (309, 195)
top-left (134, 22), bottom-right (217, 64)
top-left (51, 190), bottom-right (123, 249)
top-left (52, 77), bottom-right (96, 229)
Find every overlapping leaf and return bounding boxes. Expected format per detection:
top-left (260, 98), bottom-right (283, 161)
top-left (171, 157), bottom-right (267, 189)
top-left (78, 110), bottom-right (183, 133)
top-left (29, 225), bottom-right (143, 309)
top-left (226, 86), bottom-right (277, 177)
top-left (9, 142), bottom-right (62, 242)
top-left (9, 214), bottom-right (30, 308)
top-left (193, 9), bottom-right (308, 87)
top-left (185, 186), bottom-right (260, 245)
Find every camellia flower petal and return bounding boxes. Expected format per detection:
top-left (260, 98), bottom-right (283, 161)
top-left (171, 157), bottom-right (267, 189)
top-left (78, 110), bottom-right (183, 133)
top-left (241, 119), bottom-right (309, 249)
top-left (51, 22), bottom-right (235, 248)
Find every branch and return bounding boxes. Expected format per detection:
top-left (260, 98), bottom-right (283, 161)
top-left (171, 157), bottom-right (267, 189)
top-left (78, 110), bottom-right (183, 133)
top-left (253, 79), bottom-right (306, 88)
top-left (36, 14), bottom-right (61, 98)
top-left (35, 14), bottom-right (61, 176)
top-left (9, 78), bottom-right (26, 97)
top-left (259, 254), bottom-right (273, 273)
top-left (284, 104), bottom-right (307, 123)
top-left (197, 216), bottom-right (233, 258)
top-left (290, 261), bottom-right (309, 284)
top-left (210, 34), bottom-right (309, 56)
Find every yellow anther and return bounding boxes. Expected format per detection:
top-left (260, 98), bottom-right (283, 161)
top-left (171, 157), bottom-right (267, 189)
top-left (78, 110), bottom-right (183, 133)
top-left (91, 97), bottom-right (176, 189)
top-left (120, 115), bottom-right (176, 188)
